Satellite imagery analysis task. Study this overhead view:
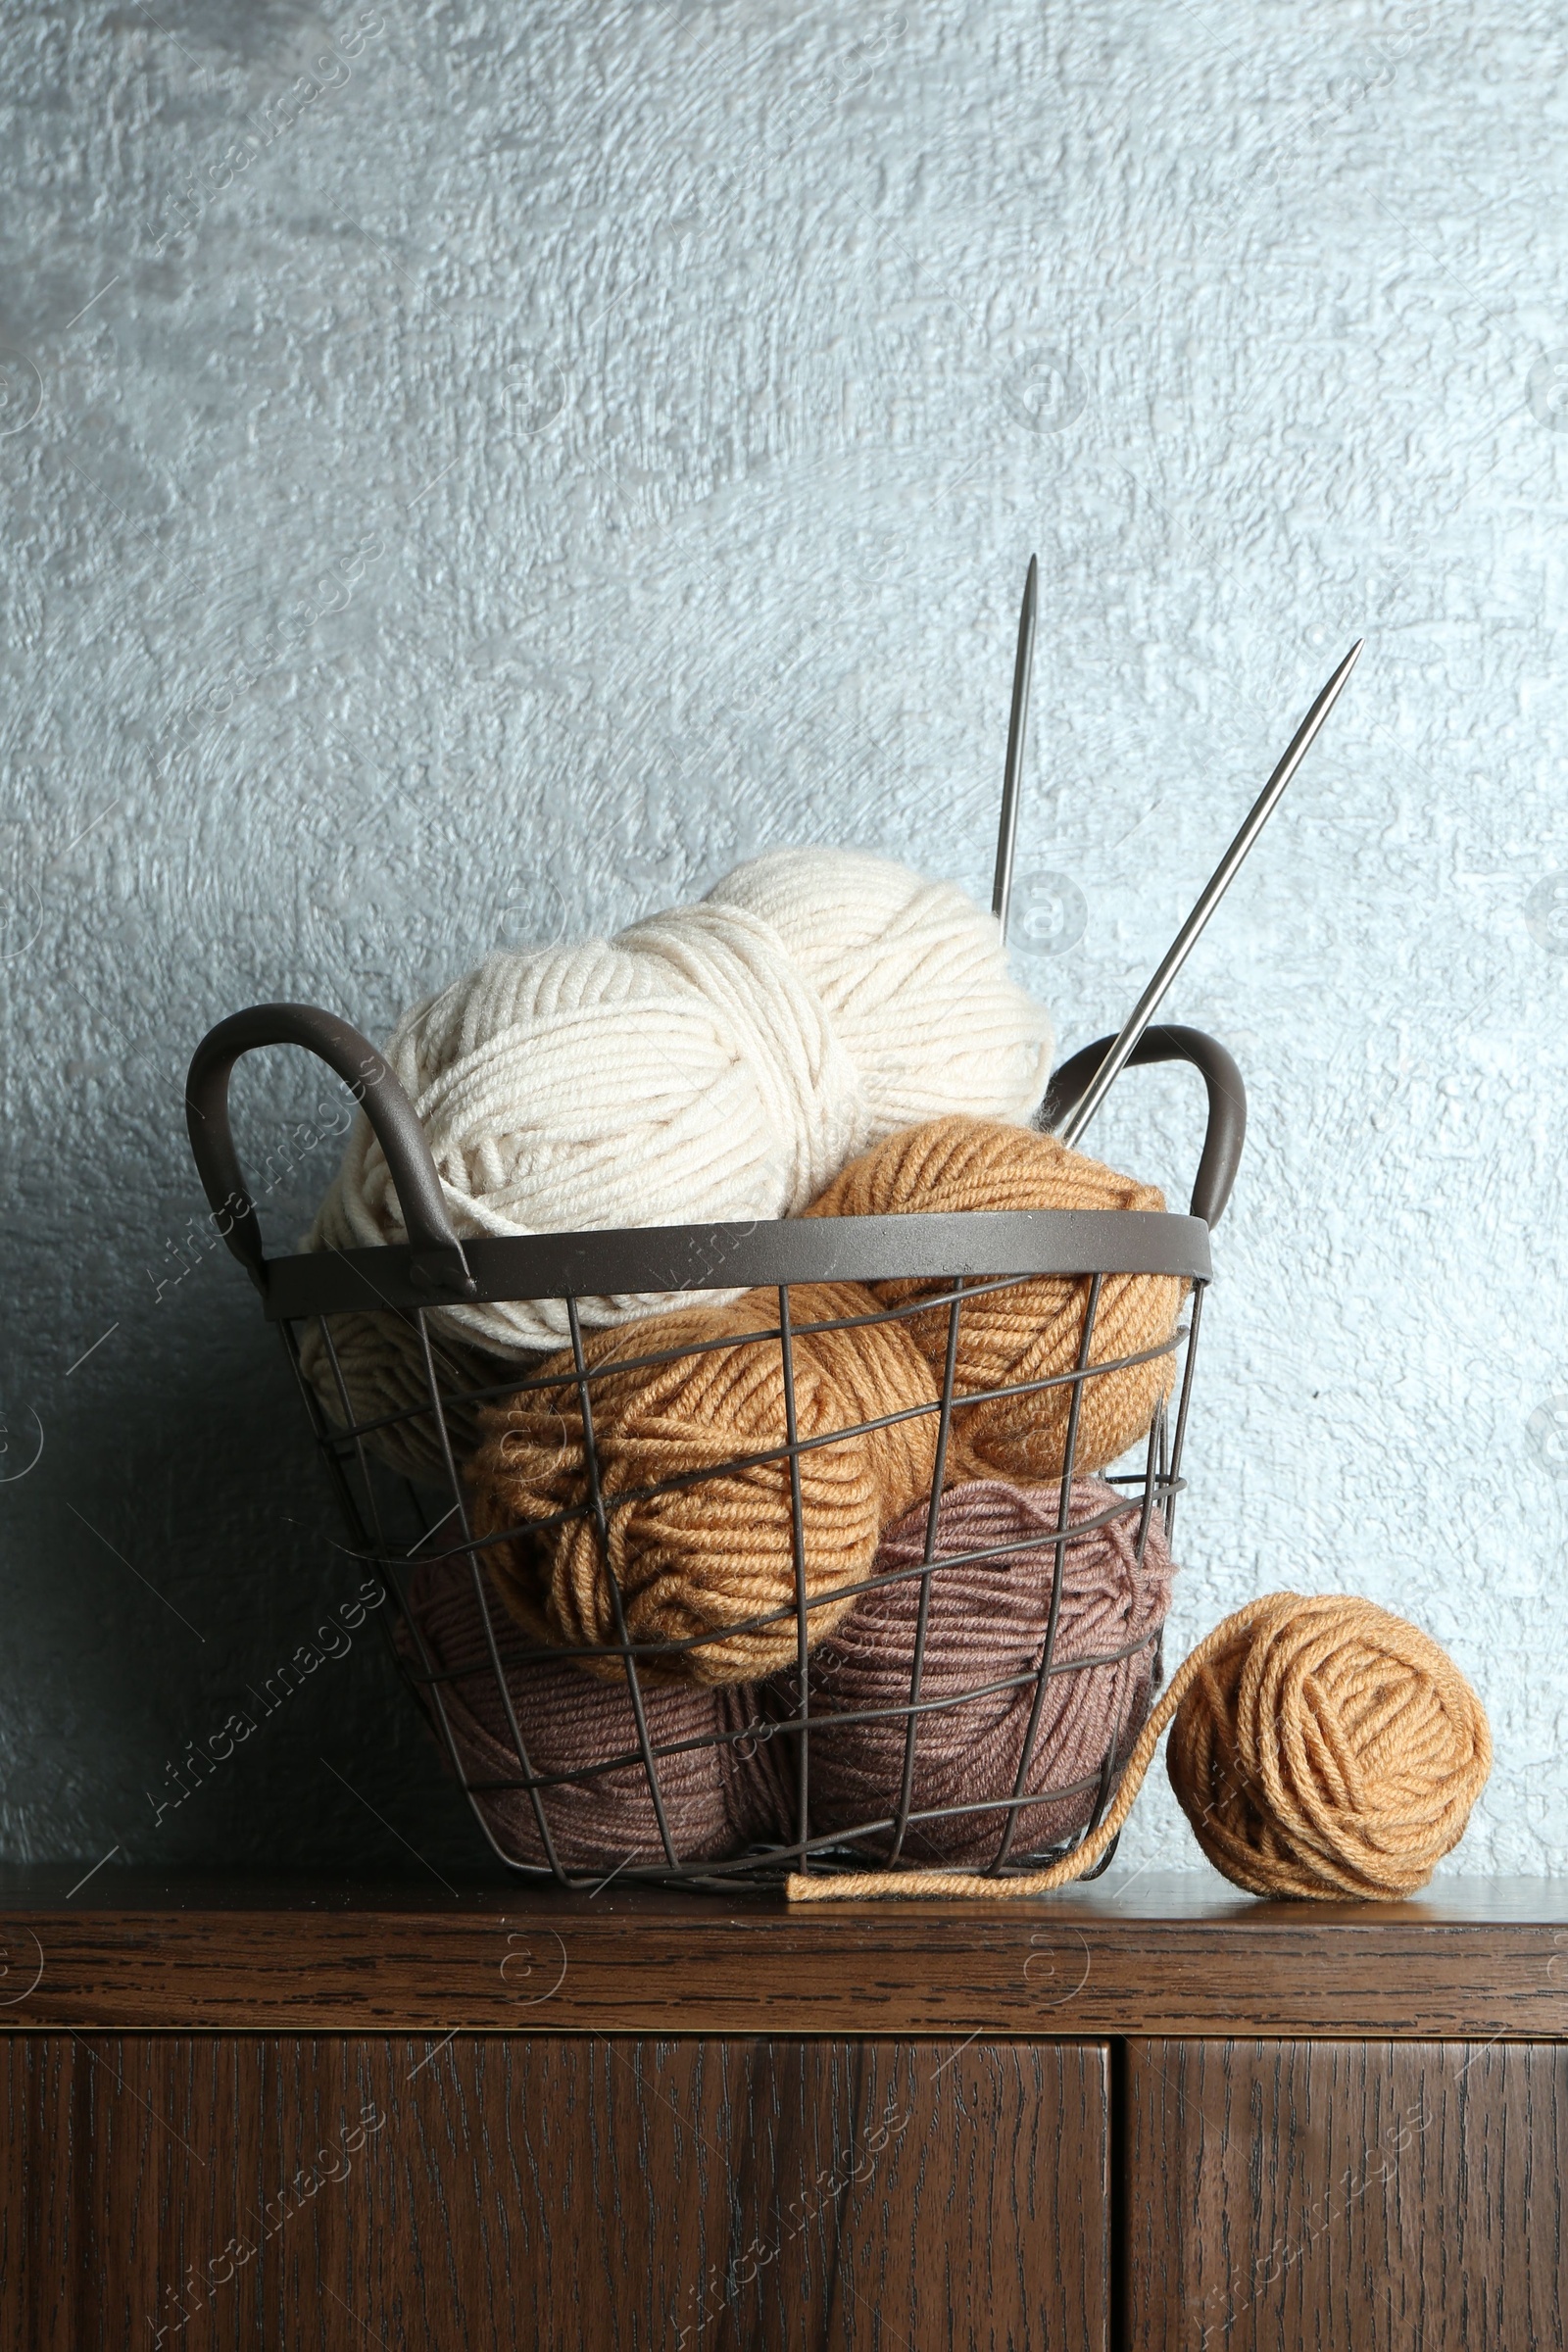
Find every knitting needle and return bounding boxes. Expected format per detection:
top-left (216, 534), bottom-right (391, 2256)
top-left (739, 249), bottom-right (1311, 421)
top-left (992, 554), bottom-right (1038, 946)
top-left (1053, 635), bottom-right (1364, 1150)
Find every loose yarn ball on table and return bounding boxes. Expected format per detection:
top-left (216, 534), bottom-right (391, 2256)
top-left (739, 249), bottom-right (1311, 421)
top-left (788, 1592), bottom-right (1493, 1903)
top-left (303, 850), bottom-right (1053, 1358)
top-left (1163, 1592), bottom-right (1493, 1900)
top-left (777, 1478), bottom-right (1174, 1865)
top-left (806, 1116), bottom-right (1184, 1480)
top-left (397, 1552), bottom-right (772, 1871)
top-left (467, 1282), bottom-right (944, 1687)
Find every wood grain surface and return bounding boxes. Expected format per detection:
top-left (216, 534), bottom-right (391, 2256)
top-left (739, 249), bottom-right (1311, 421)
top-left (0, 1872), bottom-right (1564, 2037)
top-left (0, 2034), bottom-right (1109, 2352)
top-left (1122, 2037), bottom-right (1568, 2351)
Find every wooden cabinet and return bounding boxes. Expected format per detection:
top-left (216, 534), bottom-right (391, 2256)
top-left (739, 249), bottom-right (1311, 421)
top-left (1124, 2037), bottom-right (1568, 2352)
top-left (0, 1871), bottom-right (1565, 2349)
top-left (2, 2034), bottom-right (1110, 2350)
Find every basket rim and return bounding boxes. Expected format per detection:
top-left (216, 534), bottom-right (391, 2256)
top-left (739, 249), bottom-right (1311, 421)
top-left (262, 1205), bottom-right (1213, 1322)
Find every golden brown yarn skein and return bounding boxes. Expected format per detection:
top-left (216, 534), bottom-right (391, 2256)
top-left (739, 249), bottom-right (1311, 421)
top-left (467, 1282), bottom-right (942, 1687)
top-left (299, 1310), bottom-right (515, 1485)
top-left (788, 1592), bottom-right (1493, 1902)
top-left (805, 1116), bottom-right (1183, 1481)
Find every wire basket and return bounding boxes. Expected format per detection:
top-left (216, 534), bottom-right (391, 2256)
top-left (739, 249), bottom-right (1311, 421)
top-left (186, 1006), bottom-right (1244, 1891)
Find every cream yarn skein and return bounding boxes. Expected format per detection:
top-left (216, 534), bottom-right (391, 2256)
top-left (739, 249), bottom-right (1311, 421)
top-left (305, 899), bottom-right (863, 1355)
top-left (708, 847), bottom-right (1053, 1136)
top-left (304, 850), bottom-right (1053, 1357)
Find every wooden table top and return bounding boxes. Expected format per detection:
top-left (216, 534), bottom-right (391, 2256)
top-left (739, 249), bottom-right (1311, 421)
top-left (1, 1869), bottom-right (1563, 2038)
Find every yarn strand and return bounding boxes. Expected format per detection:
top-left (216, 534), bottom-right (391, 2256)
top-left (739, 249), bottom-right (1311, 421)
top-left (786, 1592), bottom-right (1492, 1903)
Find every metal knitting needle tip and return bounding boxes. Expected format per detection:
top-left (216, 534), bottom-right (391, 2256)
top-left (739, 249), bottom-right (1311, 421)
top-left (1054, 635), bottom-right (1364, 1152)
top-left (992, 553), bottom-right (1038, 947)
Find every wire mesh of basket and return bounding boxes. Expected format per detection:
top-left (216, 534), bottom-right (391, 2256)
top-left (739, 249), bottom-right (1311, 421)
top-left (185, 1006), bottom-right (1243, 1890)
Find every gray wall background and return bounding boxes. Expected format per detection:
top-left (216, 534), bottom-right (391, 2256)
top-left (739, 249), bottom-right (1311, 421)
top-left (2, 0), bottom-right (1564, 1883)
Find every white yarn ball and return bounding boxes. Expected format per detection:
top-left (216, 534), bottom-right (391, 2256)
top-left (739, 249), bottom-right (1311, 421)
top-left (706, 848), bottom-right (1053, 1134)
top-left (305, 850), bottom-right (1052, 1356)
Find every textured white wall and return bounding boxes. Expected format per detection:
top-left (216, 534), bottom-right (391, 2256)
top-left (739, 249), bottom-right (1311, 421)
top-left (1, 0), bottom-right (1564, 1879)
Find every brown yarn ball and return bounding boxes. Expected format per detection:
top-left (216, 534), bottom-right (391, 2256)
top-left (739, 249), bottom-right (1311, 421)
top-left (298, 1311), bottom-right (515, 1485)
top-left (397, 1551), bottom-right (774, 1871)
top-left (467, 1282), bottom-right (942, 1687)
top-left (1165, 1592), bottom-right (1494, 1901)
top-left (789, 1592), bottom-right (1493, 1905)
top-left (805, 1116), bottom-right (1183, 1480)
top-left (780, 1478), bottom-right (1173, 1865)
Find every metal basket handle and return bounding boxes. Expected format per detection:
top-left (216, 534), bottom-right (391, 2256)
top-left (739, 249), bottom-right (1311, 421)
top-left (1039, 1023), bottom-right (1246, 1228)
top-left (184, 1003), bottom-right (476, 1300)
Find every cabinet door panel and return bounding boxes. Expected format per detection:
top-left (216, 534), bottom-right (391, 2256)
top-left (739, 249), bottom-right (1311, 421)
top-left (1124, 2037), bottom-right (1568, 2352)
top-left (0, 2034), bottom-right (1109, 2351)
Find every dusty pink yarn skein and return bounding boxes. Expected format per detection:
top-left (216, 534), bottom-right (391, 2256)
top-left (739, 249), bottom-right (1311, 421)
top-left (785, 1479), bottom-right (1175, 1867)
top-left (398, 1555), bottom-right (774, 1871)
